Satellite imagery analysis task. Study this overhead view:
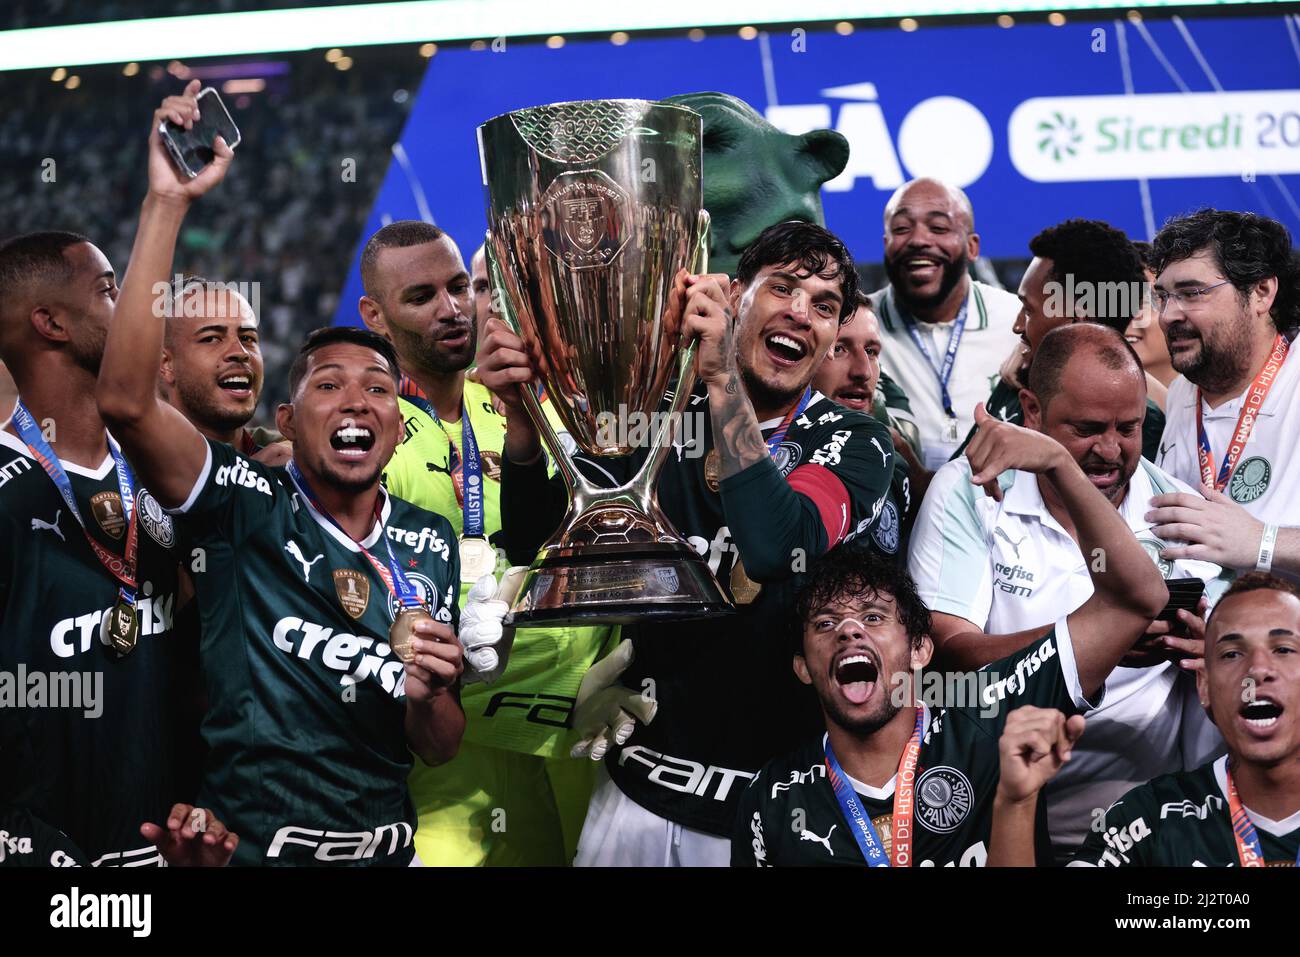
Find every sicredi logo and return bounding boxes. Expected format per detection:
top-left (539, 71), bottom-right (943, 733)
top-left (1010, 91), bottom-right (1300, 181)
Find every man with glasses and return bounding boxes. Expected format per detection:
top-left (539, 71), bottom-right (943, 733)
top-left (1147, 210), bottom-right (1300, 581)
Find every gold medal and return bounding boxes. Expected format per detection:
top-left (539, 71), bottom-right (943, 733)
top-left (704, 448), bottom-right (721, 492)
top-left (459, 535), bottom-right (497, 583)
top-left (100, 599), bottom-right (139, 656)
top-left (729, 558), bottom-right (761, 605)
top-left (388, 606), bottom-right (433, 663)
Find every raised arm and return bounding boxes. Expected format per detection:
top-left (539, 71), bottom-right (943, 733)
top-left (96, 81), bottom-right (232, 508)
top-left (965, 405), bottom-right (1168, 698)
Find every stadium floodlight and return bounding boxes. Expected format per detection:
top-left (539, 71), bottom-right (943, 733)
top-left (0, 0), bottom-right (1288, 70)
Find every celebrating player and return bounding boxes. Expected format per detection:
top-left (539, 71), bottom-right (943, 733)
top-left (733, 408), bottom-right (1168, 866)
top-left (159, 275), bottom-right (287, 464)
top-left (1070, 573), bottom-right (1300, 866)
top-left (358, 220), bottom-right (612, 866)
top-left (481, 220), bottom-right (903, 866)
top-left (0, 229), bottom-right (202, 866)
top-left (95, 82), bottom-right (506, 865)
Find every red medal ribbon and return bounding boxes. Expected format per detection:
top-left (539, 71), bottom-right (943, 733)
top-left (1197, 334), bottom-right (1288, 492)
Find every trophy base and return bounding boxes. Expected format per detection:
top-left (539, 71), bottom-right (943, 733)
top-left (507, 544), bottom-right (734, 628)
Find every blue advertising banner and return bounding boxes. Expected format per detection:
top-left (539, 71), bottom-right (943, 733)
top-left (334, 13), bottom-right (1300, 325)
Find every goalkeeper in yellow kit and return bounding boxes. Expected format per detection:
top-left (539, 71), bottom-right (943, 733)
top-left (359, 222), bottom-right (614, 865)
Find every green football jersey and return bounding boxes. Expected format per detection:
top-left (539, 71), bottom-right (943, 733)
top-left (0, 430), bottom-right (189, 867)
top-left (733, 624), bottom-right (1091, 867)
top-left (382, 380), bottom-right (614, 757)
top-left (1072, 756), bottom-right (1300, 867)
top-left (174, 439), bottom-right (460, 866)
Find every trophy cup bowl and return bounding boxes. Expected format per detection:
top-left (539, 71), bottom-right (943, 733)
top-left (478, 99), bottom-right (733, 626)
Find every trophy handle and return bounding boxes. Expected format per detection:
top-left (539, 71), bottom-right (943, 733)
top-left (627, 208), bottom-right (711, 502)
top-left (484, 229), bottom-right (599, 502)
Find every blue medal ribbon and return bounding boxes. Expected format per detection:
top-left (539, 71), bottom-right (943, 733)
top-left (286, 459), bottom-right (424, 612)
top-left (13, 399), bottom-right (138, 608)
top-left (766, 388), bottom-right (812, 457)
top-left (824, 708), bottom-right (925, 867)
top-left (898, 297), bottom-right (969, 420)
top-left (398, 377), bottom-right (484, 537)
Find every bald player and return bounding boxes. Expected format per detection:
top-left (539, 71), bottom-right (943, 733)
top-left (870, 178), bottom-right (1020, 471)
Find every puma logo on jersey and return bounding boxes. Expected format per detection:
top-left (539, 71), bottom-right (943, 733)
top-left (285, 541), bottom-right (324, 582)
top-left (1159, 440), bottom-right (1176, 460)
top-left (870, 436), bottom-right (890, 468)
top-left (32, 509), bottom-right (64, 541)
top-left (995, 527), bottom-right (1026, 559)
top-left (799, 825), bottom-right (837, 855)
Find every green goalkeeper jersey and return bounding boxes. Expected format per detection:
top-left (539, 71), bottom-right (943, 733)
top-left (382, 379), bottom-right (614, 758)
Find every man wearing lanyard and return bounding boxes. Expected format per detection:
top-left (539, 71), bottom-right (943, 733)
top-left (0, 229), bottom-right (234, 866)
top-left (1068, 573), bottom-right (1300, 867)
top-left (358, 220), bottom-right (614, 866)
top-left (1148, 210), bottom-right (1300, 581)
top-left (870, 178), bottom-right (1021, 471)
top-left (481, 220), bottom-right (898, 866)
top-left (732, 409), bottom-right (1169, 867)
top-left (96, 85), bottom-right (508, 864)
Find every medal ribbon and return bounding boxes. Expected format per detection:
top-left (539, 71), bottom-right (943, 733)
top-left (1197, 334), bottom-right (1288, 492)
top-left (286, 459), bottom-right (424, 612)
top-left (13, 399), bottom-right (139, 608)
top-left (766, 388), bottom-right (812, 458)
top-left (1225, 762), bottom-right (1300, 867)
top-left (824, 708), bottom-right (925, 867)
top-left (898, 297), bottom-right (969, 420)
top-left (399, 376), bottom-right (484, 536)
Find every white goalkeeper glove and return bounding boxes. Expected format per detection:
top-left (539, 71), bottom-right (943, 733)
top-left (571, 638), bottom-right (657, 760)
top-left (459, 567), bottom-right (527, 685)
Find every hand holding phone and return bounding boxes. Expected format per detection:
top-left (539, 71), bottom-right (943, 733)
top-left (159, 86), bottom-right (241, 179)
top-left (148, 80), bottom-right (236, 204)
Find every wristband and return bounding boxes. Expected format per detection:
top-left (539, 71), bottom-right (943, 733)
top-left (1256, 524), bottom-right (1279, 573)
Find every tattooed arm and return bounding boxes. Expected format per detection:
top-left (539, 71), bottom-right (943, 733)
top-left (681, 273), bottom-right (769, 478)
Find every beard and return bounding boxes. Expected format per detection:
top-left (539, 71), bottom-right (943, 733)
top-left (316, 456), bottom-right (385, 494)
top-left (740, 361), bottom-right (806, 418)
top-left (175, 375), bottom-right (255, 434)
top-left (885, 249), bottom-right (970, 313)
top-left (1166, 311), bottom-right (1253, 394)
top-left (68, 324), bottom-right (107, 376)
top-left (825, 692), bottom-right (902, 737)
top-left (399, 320), bottom-right (477, 376)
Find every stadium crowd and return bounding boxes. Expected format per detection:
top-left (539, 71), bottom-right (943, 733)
top-left (1, 79), bottom-right (1298, 870)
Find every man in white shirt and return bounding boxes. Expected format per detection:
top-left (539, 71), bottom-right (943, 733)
top-left (870, 178), bottom-right (1020, 470)
top-left (1147, 210), bottom-right (1300, 581)
top-left (908, 323), bottom-right (1227, 856)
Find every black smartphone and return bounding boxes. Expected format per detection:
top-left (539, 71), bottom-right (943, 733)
top-left (1156, 578), bottom-right (1206, 622)
top-left (158, 87), bottom-right (241, 179)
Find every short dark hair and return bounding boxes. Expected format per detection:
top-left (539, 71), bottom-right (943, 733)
top-left (1131, 240), bottom-right (1156, 272)
top-left (1028, 219), bottom-right (1144, 332)
top-left (1207, 571), bottom-right (1300, 631)
top-left (736, 220), bottom-right (860, 322)
top-left (1152, 209), bottom-right (1299, 335)
top-left (1027, 322), bottom-right (1144, 412)
top-left (793, 546), bottom-right (931, 653)
top-left (287, 326), bottom-right (401, 398)
top-left (359, 220), bottom-right (447, 299)
top-left (0, 230), bottom-right (93, 308)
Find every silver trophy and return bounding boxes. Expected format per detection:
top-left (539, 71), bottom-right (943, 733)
top-left (478, 99), bottom-right (732, 626)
